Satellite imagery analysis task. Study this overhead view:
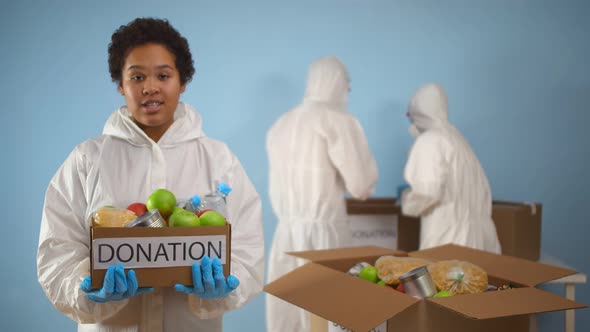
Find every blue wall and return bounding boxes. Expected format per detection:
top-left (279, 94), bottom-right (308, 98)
top-left (1, 0), bottom-right (588, 331)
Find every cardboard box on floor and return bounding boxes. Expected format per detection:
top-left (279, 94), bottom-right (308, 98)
top-left (264, 244), bottom-right (586, 332)
top-left (90, 225), bottom-right (231, 289)
top-left (346, 198), bottom-right (542, 261)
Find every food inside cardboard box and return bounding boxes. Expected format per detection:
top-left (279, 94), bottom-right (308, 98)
top-left (349, 254), bottom-right (517, 299)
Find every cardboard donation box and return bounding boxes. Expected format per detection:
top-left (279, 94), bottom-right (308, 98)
top-left (347, 198), bottom-right (420, 252)
top-left (348, 198), bottom-right (543, 261)
top-left (492, 201), bottom-right (541, 261)
top-left (264, 245), bottom-right (586, 332)
top-left (90, 225), bottom-right (231, 289)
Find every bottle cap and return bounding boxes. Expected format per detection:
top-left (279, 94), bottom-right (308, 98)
top-left (189, 195), bottom-right (201, 207)
top-left (218, 182), bottom-right (232, 196)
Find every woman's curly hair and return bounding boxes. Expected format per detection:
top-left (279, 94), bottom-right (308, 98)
top-left (108, 18), bottom-right (195, 85)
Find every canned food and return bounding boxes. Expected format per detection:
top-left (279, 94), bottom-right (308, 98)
top-left (346, 262), bottom-right (371, 277)
top-left (399, 266), bottom-right (437, 298)
top-left (125, 209), bottom-right (166, 228)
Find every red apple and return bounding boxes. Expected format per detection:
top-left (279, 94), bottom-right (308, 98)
top-left (396, 283), bottom-right (405, 293)
top-left (127, 202), bottom-right (148, 216)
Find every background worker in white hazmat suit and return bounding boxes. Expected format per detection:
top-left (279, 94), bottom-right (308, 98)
top-left (37, 18), bottom-right (264, 332)
top-left (401, 83), bottom-right (501, 254)
top-left (265, 56), bottom-right (378, 332)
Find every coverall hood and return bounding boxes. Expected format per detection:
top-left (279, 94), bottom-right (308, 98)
top-left (408, 83), bottom-right (449, 134)
top-left (103, 102), bottom-right (205, 146)
top-left (303, 56), bottom-right (350, 112)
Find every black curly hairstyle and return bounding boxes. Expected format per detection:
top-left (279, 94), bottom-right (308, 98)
top-left (108, 18), bottom-right (195, 86)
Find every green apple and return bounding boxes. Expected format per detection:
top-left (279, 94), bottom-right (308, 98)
top-left (146, 189), bottom-right (176, 218)
top-left (433, 291), bottom-right (453, 298)
top-left (358, 266), bottom-right (379, 283)
top-left (169, 210), bottom-right (200, 227)
top-left (377, 280), bottom-right (387, 287)
top-left (199, 210), bottom-right (226, 226)
top-left (197, 209), bottom-right (213, 217)
top-left (172, 206), bottom-right (185, 215)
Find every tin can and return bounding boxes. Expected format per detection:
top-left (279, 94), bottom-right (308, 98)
top-left (346, 262), bottom-right (372, 277)
top-left (399, 266), bottom-right (437, 298)
top-left (125, 209), bottom-right (166, 228)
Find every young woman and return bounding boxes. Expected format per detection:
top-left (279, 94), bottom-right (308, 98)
top-left (37, 18), bottom-right (264, 332)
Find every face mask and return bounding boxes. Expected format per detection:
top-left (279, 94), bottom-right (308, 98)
top-left (408, 124), bottom-right (420, 138)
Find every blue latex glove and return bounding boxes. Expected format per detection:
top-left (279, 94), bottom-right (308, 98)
top-left (80, 264), bottom-right (153, 302)
top-left (175, 256), bottom-right (239, 299)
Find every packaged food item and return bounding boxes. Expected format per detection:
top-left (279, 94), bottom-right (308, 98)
top-left (347, 262), bottom-right (372, 277)
top-left (375, 256), bottom-right (432, 285)
top-left (427, 260), bottom-right (488, 295)
top-left (496, 284), bottom-right (514, 291)
top-left (125, 209), bottom-right (167, 228)
top-left (93, 207), bottom-right (137, 227)
top-left (399, 266), bottom-right (437, 298)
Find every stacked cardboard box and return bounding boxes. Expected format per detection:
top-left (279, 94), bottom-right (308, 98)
top-left (346, 198), bottom-right (419, 252)
top-left (346, 198), bottom-right (542, 261)
top-left (491, 201), bottom-right (541, 261)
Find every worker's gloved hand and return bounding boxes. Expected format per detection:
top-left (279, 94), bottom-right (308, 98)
top-left (175, 256), bottom-right (240, 299)
top-left (80, 264), bottom-right (153, 303)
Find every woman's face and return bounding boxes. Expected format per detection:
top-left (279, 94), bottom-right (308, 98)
top-left (118, 43), bottom-right (186, 141)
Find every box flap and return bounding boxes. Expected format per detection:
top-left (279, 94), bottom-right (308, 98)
top-left (409, 244), bottom-right (576, 286)
top-left (428, 287), bottom-right (586, 319)
top-left (264, 262), bottom-right (418, 331)
top-left (288, 245), bottom-right (405, 263)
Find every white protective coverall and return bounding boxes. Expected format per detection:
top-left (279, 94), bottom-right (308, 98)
top-left (402, 83), bottom-right (501, 254)
top-left (37, 102), bottom-right (264, 332)
top-left (265, 56), bottom-right (378, 332)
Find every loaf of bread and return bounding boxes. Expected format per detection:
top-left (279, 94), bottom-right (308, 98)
top-left (427, 260), bottom-right (488, 295)
top-left (375, 256), bottom-right (432, 285)
top-left (93, 207), bottom-right (137, 227)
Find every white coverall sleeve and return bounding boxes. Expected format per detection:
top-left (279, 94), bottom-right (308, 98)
top-left (326, 114), bottom-right (378, 200)
top-left (188, 151), bottom-right (264, 319)
top-left (37, 148), bottom-right (129, 323)
top-left (402, 133), bottom-right (449, 217)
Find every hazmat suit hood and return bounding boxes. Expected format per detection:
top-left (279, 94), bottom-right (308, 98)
top-left (303, 56), bottom-right (350, 112)
top-left (103, 102), bottom-right (205, 146)
top-left (408, 83), bottom-right (449, 135)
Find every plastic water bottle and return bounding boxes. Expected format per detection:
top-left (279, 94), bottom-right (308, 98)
top-left (176, 195), bottom-right (202, 214)
top-left (199, 182), bottom-right (232, 218)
